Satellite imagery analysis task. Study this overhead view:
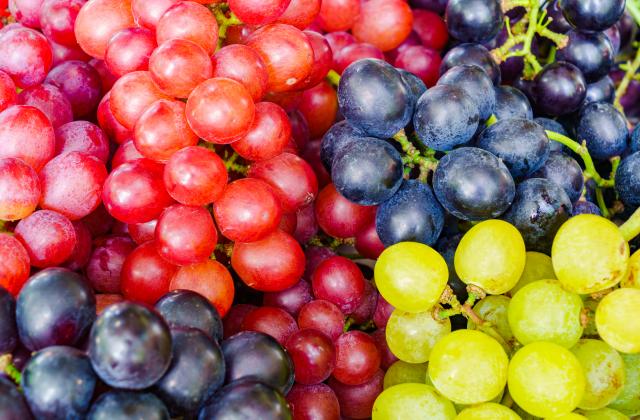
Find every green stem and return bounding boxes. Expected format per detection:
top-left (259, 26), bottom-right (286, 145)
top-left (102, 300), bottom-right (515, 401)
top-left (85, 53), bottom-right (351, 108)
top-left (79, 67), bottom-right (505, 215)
top-left (211, 6), bottom-right (242, 42)
top-left (620, 206), bottom-right (640, 241)
top-left (614, 46), bottom-right (640, 114)
top-left (392, 130), bottom-right (438, 179)
top-left (627, 0), bottom-right (640, 27)
top-left (595, 188), bottom-right (611, 219)
top-left (485, 114), bottom-right (498, 127)
top-left (0, 355), bottom-right (21, 386)
top-left (326, 69), bottom-right (341, 88)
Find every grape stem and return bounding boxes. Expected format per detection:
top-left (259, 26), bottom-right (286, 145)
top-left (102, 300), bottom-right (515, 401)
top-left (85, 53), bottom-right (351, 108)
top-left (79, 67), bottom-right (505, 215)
top-left (214, 243), bottom-right (234, 257)
top-left (392, 130), bottom-right (438, 181)
top-left (222, 151), bottom-right (248, 175)
top-left (326, 70), bottom-right (341, 88)
top-left (210, 4), bottom-right (243, 46)
top-left (307, 235), bottom-right (355, 250)
top-left (614, 45), bottom-right (640, 115)
top-left (0, 354), bottom-right (21, 387)
top-left (620, 206), bottom-right (640, 241)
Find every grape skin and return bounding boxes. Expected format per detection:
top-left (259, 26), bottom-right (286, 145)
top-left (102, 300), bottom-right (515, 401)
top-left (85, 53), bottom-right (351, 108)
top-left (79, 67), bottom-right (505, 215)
top-left (372, 383), bottom-right (456, 420)
top-left (596, 288), bottom-right (640, 354)
top-left (385, 307), bottom-right (451, 364)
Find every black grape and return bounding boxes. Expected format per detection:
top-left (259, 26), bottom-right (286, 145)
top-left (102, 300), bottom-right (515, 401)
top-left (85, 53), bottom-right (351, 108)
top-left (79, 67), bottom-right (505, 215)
top-left (534, 117), bottom-right (568, 153)
top-left (0, 287), bottom-right (17, 354)
top-left (533, 61), bottom-right (586, 116)
top-left (572, 200), bottom-right (601, 216)
top-left (0, 376), bottom-right (32, 420)
top-left (556, 30), bottom-right (614, 82)
top-left (494, 85), bottom-right (533, 120)
top-left (615, 151), bottom-right (640, 208)
top-left (198, 380), bottom-right (291, 420)
top-left (559, 0), bottom-right (625, 32)
top-left (155, 290), bottom-right (223, 342)
top-left (320, 120), bottom-right (364, 171)
top-left (545, 0), bottom-right (573, 33)
top-left (531, 152), bottom-right (585, 203)
top-left (398, 69), bottom-right (427, 108)
top-left (583, 75), bottom-right (615, 106)
top-left (632, 124), bottom-right (640, 153)
top-left (577, 102), bottom-right (628, 160)
top-left (87, 391), bottom-right (170, 420)
top-left (439, 43), bottom-right (501, 84)
top-left (437, 64), bottom-right (496, 120)
top-left (445, 0), bottom-right (503, 43)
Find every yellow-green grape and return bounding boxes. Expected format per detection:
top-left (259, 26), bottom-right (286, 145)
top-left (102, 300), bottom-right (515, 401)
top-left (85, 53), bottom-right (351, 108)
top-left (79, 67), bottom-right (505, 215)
top-left (454, 220), bottom-right (526, 295)
top-left (577, 407), bottom-right (629, 420)
top-left (507, 280), bottom-right (583, 348)
top-left (544, 414), bottom-right (587, 420)
top-left (374, 242), bottom-right (449, 313)
top-left (455, 402), bottom-right (521, 420)
top-left (383, 361), bottom-right (429, 389)
top-left (372, 383), bottom-right (457, 420)
top-left (467, 295), bottom-right (514, 343)
top-left (386, 307), bottom-right (451, 363)
top-left (428, 329), bottom-right (508, 405)
top-left (507, 341), bottom-right (586, 418)
top-left (621, 249), bottom-right (640, 288)
top-left (509, 251), bottom-right (557, 296)
top-left (551, 215), bottom-right (629, 294)
top-left (608, 353), bottom-right (640, 416)
top-left (570, 339), bottom-right (625, 410)
top-left (596, 288), bottom-right (640, 353)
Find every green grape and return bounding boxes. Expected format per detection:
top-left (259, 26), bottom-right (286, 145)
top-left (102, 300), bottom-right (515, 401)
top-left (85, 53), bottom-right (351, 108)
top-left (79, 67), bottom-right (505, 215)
top-left (374, 242), bottom-right (449, 313)
top-left (383, 360), bottom-right (429, 389)
top-left (570, 339), bottom-right (625, 410)
top-left (386, 307), bottom-right (451, 363)
top-left (428, 329), bottom-right (508, 405)
top-left (621, 249), bottom-right (640, 288)
top-left (551, 215), bottom-right (629, 294)
top-left (507, 280), bottom-right (583, 348)
top-left (545, 414), bottom-right (587, 419)
top-left (454, 220), bottom-right (526, 295)
top-left (596, 288), bottom-right (640, 353)
top-left (467, 295), bottom-right (514, 344)
top-left (454, 402), bottom-right (521, 420)
top-left (508, 341), bottom-right (586, 418)
top-left (577, 407), bottom-right (629, 420)
top-left (509, 251), bottom-right (557, 296)
top-left (608, 353), bottom-right (640, 416)
top-left (372, 383), bottom-right (457, 420)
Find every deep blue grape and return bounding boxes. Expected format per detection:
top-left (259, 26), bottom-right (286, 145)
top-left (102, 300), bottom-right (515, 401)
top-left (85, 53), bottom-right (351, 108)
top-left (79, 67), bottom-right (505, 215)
top-left (615, 151), bottom-right (640, 208)
top-left (476, 118), bottom-right (550, 179)
top-left (198, 380), bottom-right (291, 420)
top-left (577, 102), bottom-right (628, 160)
top-left (545, 0), bottom-right (573, 33)
top-left (320, 120), bottom-right (364, 171)
top-left (439, 43), bottom-right (501, 84)
top-left (556, 30), bottom-right (614, 82)
top-left (375, 180), bottom-right (445, 247)
top-left (23, 346), bottom-right (97, 420)
top-left (155, 290), bottom-right (223, 342)
top-left (433, 147), bottom-right (515, 221)
top-left (413, 84), bottom-right (479, 151)
top-left (534, 117), bottom-right (568, 153)
top-left (337, 59), bottom-right (412, 139)
top-left (583, 75), bottom-right (615, 106)
top-left (87, 391), bottom-right (170, 420)
top-left (445, 0), bottom-right (503, 43)
top-left (503, 178), bottom-right (572, 253)
top-left (398, 69), bottom-right (427, 108)
top-left (437, 64), bottom-right (496, 120)
top-left (559, 0), bottom-right (625, 32)
top-left (531, 152), bottom-right (584, 203)
top-left (221, 331), bottom-right (294, 394)
top-left (494, 85), bottom-right (533, 120)
top-left (0, 287), bottom-right (16, 354)
top-left (331, 138), bottom-right (403, 205)
top-left (533, 61), bottom-right (586, 116)
top-left (572, 200), bottom-right (601, 216)
top-left (16, 268), bottom-right (96, 351)
top-left (89, 302), bottom-right (172, 390)
top-left (0, 376), bottom-right (31, 420)
top-left (631, 125), bottom-right (640, 153)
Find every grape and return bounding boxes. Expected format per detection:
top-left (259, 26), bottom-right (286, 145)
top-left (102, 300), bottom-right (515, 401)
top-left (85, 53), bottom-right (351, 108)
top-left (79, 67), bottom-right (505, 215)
top-left (0, 70), bottom-right (16, 113)
top-left (121, 241), bottom-right (176, 305)
top-left (17, 83), bottom-right (73, 128)
top-left (156, 2), bottom-right (218, 54)
top-left (45, 60), bottom-right (102, 119)
top-left (104, 27), bottom-right (155, 75)
top-left (311, 256), bottom-right (365, 314)
top-left (55, 121), bottom-right (110, 163)
top-left (222, 331), bottom-right (294, 394)
top-left (508, 280), bottom-right (583, 348)
top-left (428, 330), bottom-right (508, 405)
top-left (0, 105), bottom-right (55, 171)
top-left (232, 102), bottom-right (292, 162)
top-left (386, 307), bottom-right (451, 363)
top-left (15, 210), bottom-right (77, 268)
top-left (573, 200), bottom-right (602, 216)
top-left (584, 75), bottom-right (616, 105)
top-left (559, 0), bottom-right (625, 32)
top-left (285, 329), bottom-right (335, 385)
top-left (334, 42), bottom-right (385, 73)
top-left (467, 295), bottom-right (513, 343)
top-left (552, 215), bottom-right (629, 294)
top-left (329, 369), bottom-right (384, 419)
top-left (0, 377), bottom-right (32, 419)
top-left (170, 260), bottom-right (235, 318)
top-left (445, 0), bottom-right (503, 43)
top-left (596, 288), bottom-right (640, 353)
top-left (609, 353), bottom-right (640, 415)
top-left (298, 32), bottom-right (333, 90)
top-left (0, 157), bottom-right (40, 221)
top-left (317, 0), bottom-right (360, 32)
top-left (297, 299), bottom-right (344, 341)
top-left (398, 69), bottom-right (428, 105)
top-left (508, 341), bottom-right (586, 418)
top-left (314, 183), bottom-right (376, 238)
top-left (556, 30), bottom-right (614, 83)
top-left (337, 58), bottom-right (412, 138)
top-left (413, 84), bottom-right (479, 151)
top-left (211, 44), bottom-right (269, 102)
top-left (454, 220), bottom-right (526, 295)
top-left (74, 0), bottom-right (134, 59)
top-left (383, 360), bottom-right (429, 389)
top-left (374, 242), bottom-right (449, 313)
top-left (154, 328), bottom-right (225, 415)
top-left (531, 152), bottom-right (584, 203)
top-left (622, 249), bottom-right (640, 288)
top-left (242, 306), bottom-right (298, 345)
top-left (0, 287), bottom-right (16, 354)
top-left (229, 0), bottom-right (290, 25)
top-left (615, 151), bottom-right (640, 208)
top-left (533, 62), bottom-right (586, 116)
top-left (286, 383), bottom-right (340, 420)
top-left (263, 279), bottom-right (313, 317)
top-left (131, 0), bottom-right (178, 29)
top-left (109, 71), bottom-right (171, 130)
top-left (372, 383), bottom-right (456, 420)
top-left (632, 125), bottom-right (640, 153)
top-left (578, 408), bottom-right (629, 420)
top-left (570, 339), bottom-right (625, 410)
top-left (320, 120), bottom-right (364, 170)
top-left (433, 148), bottom-right (515, 221)
top-left (0, 28), bottom-right (52, 88)
top-left (455, 403), bottom-right (521, 420)
top-left (503, 178), bottom-right (572, 253)
top-left (577, 102), bottom-right (628, 160)
top-left (440, 43), bottom-right (500, 85)
top-left (87, 391), bottom-right (170, 420)
top-left (198, 380), bottom-right (291, 420)
top-left (23, 346), bottom-right (97, 419)
top-left (438, 65), bottom-right (496, 121)
top-left (155, 290), bottom-right (223, 342)
top-left (412, 9), bottom-right (448, 50)
top-left (333, 331), bottom-right (381, 386)
top-left (298, 81), bottom-right (337, 137)
top-left (64, 220), bottom-right (92, 271)
top-left (509, 251), bottom-right (556, 296)
top-left (351, 0), bottom-right (413, 52)
top-left (355, 218), bottom-right (386, 260)
top-left (494, 86), bottom-right (533, 121)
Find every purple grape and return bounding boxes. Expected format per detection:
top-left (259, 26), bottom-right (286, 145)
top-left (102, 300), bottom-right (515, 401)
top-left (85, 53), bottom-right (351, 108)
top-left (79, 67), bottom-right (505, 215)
top-left (615, 151), bottom-right (640, 208)
top-left (155, 290), bottom-right (223, 342)
top-left (87, 391), bottom-right (169, 420)
top-left (198, 380), bottom-right (291, 420)
top-left (559, 0), bottom-right (625, 32)
top-left (438, 64), bottom-right (496, 120)
top-left (445, 0), bottom-right (503, 43)
top-left (531, 152), bottom-right (585, 203)
top-left (494, 85), bottom-right (533, 120)
top-left (556, 30), bottom-right (614, 82)
top-left (439, 43), bottom-right (500, 85)
top-left (0, 376), bottom-right (32, 419)
top-left (0, 287), bottom-right (17, 354)
top-left (577, 101), bottom-right (628, 160)
top-left (533, 61), bottom-right (586, 116)
top-left (584, 75), bottom-right (615, 105)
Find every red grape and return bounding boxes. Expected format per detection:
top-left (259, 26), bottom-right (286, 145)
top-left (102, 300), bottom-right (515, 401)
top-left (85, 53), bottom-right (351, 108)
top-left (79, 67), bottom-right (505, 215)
top-left (156, 1), bottom-right (218, 54)
top-left (0, 70), bottom-right (16, 113)
top-left (105, 27), bottom-right (156, 76)
top-left (412, 9), bottom-right (448, 50)
top-left (354, 218), bottom-right (385, 259)
top-left (96, 93), bottom-right (132, 144)
top-left (110, 70), bottom-right (171, 129)
top-left (0, 105), bottom-right (55, 171)
top-left (350, 280), bottom-right (377, 324)
top-left (170, 259), bottom-right (235, 317)
top-left (49, 39), bottom-right (91, 66)
top-left (373, 294), bottom-right (394, 329)
top-left (332, 331), bottom-right (381, 385)
top-left (314, 183), bottom-right (376, 238)
top-left (287, 384), bottom-right (340, 420)
top-left (242, 306), bottom-right (299, 345)
top-left (55, 121), bottom-right (110, 163)
top-left (17, 83), bottom-right (73, 128)
top-left (0, 233), bottom-right (30, 296)
top-left (299, 81), bottom-right (338, 139)
top-left (0, 27), bottom-right (52, 88)
top-left (0, 157), bottom-right (40, 221)
top-left (39, 0), bottom-right (84, 46)
top-left (81, 204), bottom-right (114, 238)
top-left (223, 304), bottom-right (257, 338)
top-left (14, 209), bottom-right (76, 268)
top-left (371, 328), bottom-right (398, 370)
top-left (352, 0), bottom-right (413, 52)
top-left (395, 45), bottom-right (441, 87)
top-left (334, 42), bottom-right (385, 74)
top-left (294, 204), bottom-right (319, 244)
top-left (10, 0), bottom-right (44, 28)
top-left (111, 139), bottom-right (144, 168)
top-left (211, 44), bottom-right (269, 102)
top-left (277, 0), bottom-right (321, 29)
top-left (89, 58), bottom-right (118, 92)
top-left (286, 329), bottom-right (335, 384)
top-left (324, 31), bottom-right (356, 57)
top-left (330, 373), bottom-right (384, 420)
top-left (317, 0), bottom-right (360, 32)
top-left (263, 279), bottom-right (313, 317)
top-left (297, 300), bottom-right (344, 341)
top-left (231, 102), bottom-right (291, 161)
top-left (311, 256), bottom-right (365, 314)
top-left (86, 235), bottom-right (135, 293)
top-left (304, 246), bottom-right (336, 280)
top-left (288, 109), bottom-right (310, 150)
top-left (131, 0), bottom-right (179, 30)
top-left (95, 293), bottom-right (124, 315)
top-left (279, 212), bottom-right (298, 234)
top-left (229, 0), bottom-right (291, 25)
top-left (297, 31), bottom-right (333, 90)
top-left (121, 240), bottom-right (177, 305)
top-left (62, 220), bottom-right (92, 270)
top-left (127, 219), bottom-right (157, 245)
top-left (74, 0), bottom-right (135, 59)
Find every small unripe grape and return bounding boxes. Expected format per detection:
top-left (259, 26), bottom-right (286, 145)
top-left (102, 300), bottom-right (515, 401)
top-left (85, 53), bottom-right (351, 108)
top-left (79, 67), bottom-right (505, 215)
top-left (372, 383), bottom-right (456, 420)
top-left (374, 242), bottom-right (448, 313)
top-left (383, 361), bottom-right (429, 389)
top-left (454, 220), bottom-right (526, 295)
top-left (608, 353), bottom-right (640, 415)
top-left (428, 330), bottom-right (508, 405)
top-left (508, 341), bottom-right (586, 418)
top-left (467, 295), bottom-right (513, 344)
top-left (386, 307), bottom-right (450, 364)
top-left (552, 215), bottom-right (629, 294)
top-left (596, 288), bottom-right (640, 353)
top-left (455, 402), bottom-right (521, 420)
top-left (509, 251), bottom-right (556, 296)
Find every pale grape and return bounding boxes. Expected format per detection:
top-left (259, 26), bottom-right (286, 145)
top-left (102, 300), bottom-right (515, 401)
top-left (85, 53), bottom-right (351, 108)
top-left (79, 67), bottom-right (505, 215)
top-left (375, 242), bottom-right (449, 313)
top-left (386, 307), bottom-right (451, 363)
top-left (383, 360), bottom-right (429, 389)
top-left (621, 249), bottom-right (640, 288)
top-left (596, 288), bottom-right (640, 353)
top-left (570, 339), bottom-right (625, 410)
top-left (577, 407), bottom-right (629, 420)
top-left (372, 383), bottom-right (457, 420)
top-left (608, 353), bottom-right (640, 416)
top-left (428, 329), bottom-right (508, 405)
top-left (467, 295), bottom-right (514, 344)
top-left (507, 280), bottom-right (583, 348)
top-left (454, 220), bottom-right (526, 295)
top-left (551, 215), bottom-right (629, 294)
top-left (507, 341), bottom-right (586, 418)
top-left (454, 402), bottom-right (521, 420)
top-left (509, 251), bottom-right (556, 296)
